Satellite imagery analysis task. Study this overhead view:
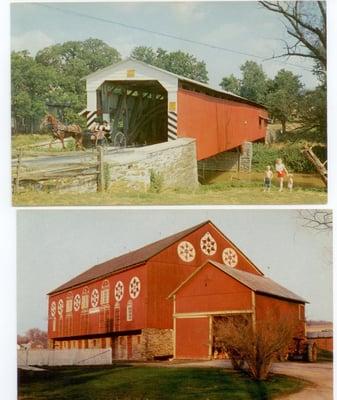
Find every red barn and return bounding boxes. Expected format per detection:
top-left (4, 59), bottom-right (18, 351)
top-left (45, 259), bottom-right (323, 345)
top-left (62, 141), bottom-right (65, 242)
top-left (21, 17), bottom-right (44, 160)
top-left (83, 59), bottom-right (268, 161)
top-left (48, 221), bottom-right (305, 360)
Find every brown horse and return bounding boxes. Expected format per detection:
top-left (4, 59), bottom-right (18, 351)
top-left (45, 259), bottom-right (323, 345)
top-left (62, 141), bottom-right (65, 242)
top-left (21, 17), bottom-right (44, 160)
top-left (40, 114), bottom-right (84, 150)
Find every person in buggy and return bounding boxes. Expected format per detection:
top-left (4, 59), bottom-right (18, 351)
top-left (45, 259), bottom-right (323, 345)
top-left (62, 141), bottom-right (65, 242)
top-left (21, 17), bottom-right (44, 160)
top-left (90, 120), bottom-right (111, 147)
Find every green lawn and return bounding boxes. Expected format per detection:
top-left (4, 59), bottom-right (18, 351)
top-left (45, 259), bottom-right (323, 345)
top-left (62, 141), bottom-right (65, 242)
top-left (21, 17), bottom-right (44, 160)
top-left (18, 365), bottom-right (308, 400)
top-left (13, 185), bottom-right (327, 206)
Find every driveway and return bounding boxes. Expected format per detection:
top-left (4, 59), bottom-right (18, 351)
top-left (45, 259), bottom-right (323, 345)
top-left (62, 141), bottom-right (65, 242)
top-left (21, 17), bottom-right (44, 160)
top-left (271, 362), bottom-right (333, 400)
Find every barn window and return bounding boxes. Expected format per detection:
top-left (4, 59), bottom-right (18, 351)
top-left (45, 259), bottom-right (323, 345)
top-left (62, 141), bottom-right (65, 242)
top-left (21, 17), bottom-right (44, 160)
top-left (81, 287), bottom-right (89, 310)
top-left (66, 299), bottom-right (73, 313)
top-left (101, 280), bottom-right (110, 305)
top-left (126, 300), bottom-right (133, 321)
top-left (52, 318), bottom-right (56, 332)
top-left (114, 303), bottom-right (120, 331)
top-left (66, 292), bottom-right (73, 313)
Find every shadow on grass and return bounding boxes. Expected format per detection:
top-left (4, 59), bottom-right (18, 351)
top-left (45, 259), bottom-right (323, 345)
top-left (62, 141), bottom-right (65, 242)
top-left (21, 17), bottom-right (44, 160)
top-left (18, 366), bottom-right (307, 400)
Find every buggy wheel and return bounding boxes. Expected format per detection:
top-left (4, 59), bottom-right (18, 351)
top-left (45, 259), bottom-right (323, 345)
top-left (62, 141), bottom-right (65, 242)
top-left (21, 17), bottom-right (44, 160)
top-left (114, 131), bottom-right (126, 148)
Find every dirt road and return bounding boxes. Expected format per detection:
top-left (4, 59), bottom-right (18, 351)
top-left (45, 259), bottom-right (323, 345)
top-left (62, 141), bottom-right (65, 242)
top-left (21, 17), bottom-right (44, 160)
top-left (271, 362), bottom-right (333, 400)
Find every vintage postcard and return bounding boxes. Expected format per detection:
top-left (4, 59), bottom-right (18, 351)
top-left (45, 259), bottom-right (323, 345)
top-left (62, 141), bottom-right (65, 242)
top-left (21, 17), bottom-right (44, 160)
top-left (10, 1), bottom-right (327, 205)
top-left (16, 209), bottom-right (332, 398)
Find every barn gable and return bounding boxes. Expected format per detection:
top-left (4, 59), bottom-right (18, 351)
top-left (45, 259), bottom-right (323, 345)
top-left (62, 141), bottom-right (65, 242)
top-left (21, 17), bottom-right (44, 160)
top-left (169, 260), bottom-right (306, 304)
top-left (171, 260), bottom-right (306, 359)
top-left (49, 220), bottom-right (263, 295)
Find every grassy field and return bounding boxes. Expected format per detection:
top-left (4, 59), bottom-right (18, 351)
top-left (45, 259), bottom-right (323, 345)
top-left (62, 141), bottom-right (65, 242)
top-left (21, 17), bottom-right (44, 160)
top-left (13, 183), bottom-right (327, 206)
top-left (12, 133), bottom-right (51, 149)
top-left (18, 365), bottom-right (308, 400)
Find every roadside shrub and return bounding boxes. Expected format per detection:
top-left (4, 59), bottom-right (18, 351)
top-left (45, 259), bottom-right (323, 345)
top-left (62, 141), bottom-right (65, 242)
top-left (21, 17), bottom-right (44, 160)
top-left (65, 139), bottom-right (76, 151)
top-left (252, 143), bottom-right (326, 173)
top-left (213, 313), bottom-right (296, 381)
top-left (149, 170), bottom-right (164, 193)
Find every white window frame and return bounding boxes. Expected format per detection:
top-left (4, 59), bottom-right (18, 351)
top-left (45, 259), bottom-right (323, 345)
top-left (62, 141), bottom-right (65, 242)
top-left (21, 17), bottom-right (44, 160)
top-left (126, 300), bottom-right (133, 322)
top-left (66, 299), bottom-right (73, 313)
top-left (101, 288), bottom-right (110, 305)
top-left (81, 294), bottom-right (89, 310)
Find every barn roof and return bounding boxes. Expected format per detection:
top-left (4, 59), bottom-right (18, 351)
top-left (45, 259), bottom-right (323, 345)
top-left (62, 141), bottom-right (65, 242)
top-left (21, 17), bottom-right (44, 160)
top-left (169, 260), bottom-right (307, 304)
top-left (49, 220), bottom-right (210, 294)
top-left (84, 58), bottom-right (267, 110)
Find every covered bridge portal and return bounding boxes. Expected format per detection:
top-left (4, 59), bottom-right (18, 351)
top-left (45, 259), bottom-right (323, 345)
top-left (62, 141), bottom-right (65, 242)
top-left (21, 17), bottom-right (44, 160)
top-left (83, 59), bottom-right (268, 161)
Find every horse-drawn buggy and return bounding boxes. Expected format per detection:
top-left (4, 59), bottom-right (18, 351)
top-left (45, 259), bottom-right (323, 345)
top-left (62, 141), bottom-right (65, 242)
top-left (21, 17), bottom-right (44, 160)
top-left (40, 114), bottom-right (127, 150)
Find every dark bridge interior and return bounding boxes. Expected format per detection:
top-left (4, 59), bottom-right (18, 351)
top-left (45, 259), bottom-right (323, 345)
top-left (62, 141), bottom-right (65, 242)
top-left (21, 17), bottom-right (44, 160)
top-left (97, 80), bottom-right (168, 146)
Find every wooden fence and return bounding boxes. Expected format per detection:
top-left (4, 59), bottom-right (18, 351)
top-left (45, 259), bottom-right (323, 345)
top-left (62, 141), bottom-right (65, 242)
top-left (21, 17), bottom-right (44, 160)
top-left (12, 146), bottom-right (106, 194)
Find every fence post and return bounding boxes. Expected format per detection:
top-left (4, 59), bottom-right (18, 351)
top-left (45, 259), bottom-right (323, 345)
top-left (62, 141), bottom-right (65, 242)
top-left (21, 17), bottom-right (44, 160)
top-left (97, 146), bottom-right (104, 192)
top-left (14, 148), bottom-right (23, 194)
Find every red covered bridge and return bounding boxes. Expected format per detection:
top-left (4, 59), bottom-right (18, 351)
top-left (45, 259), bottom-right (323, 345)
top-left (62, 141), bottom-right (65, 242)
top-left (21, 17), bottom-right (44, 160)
top-left (83, 59), bottom-right (268, 161)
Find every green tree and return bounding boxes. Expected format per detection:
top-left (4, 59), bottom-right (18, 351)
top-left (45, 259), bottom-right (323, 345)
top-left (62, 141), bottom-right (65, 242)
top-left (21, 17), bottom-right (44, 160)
top-left (266, 69), bottom-right (303, 134)
top-left (11, 51), bottom-right (58, 132)
top-left (36, 38), bottom-right (121, 76)
top-left (260, 2), bottom-right (327, 143)
top-left (298, 86), bottom-right (326, 139)
top-left (219, 74), bottom-right (241, 95)
top-left (36, 38), bottom-right (121, 114)
top-left (130, 46), bottom-right (157, 65)
top-left (240, 61), bottom-right (268, 104)
top-left (12, 39), bottom-right (122, 132)
top-left (219, 61), bottom-right (269, 103)
top-left (130, 46), bottom-right (209, 83)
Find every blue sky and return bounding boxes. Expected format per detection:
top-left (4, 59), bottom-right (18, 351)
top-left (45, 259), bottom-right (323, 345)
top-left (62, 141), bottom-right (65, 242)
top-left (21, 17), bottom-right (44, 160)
top-left (11, 1), bottom-right (318, 88)
top-left (17, 209), bottom-right (332, 334)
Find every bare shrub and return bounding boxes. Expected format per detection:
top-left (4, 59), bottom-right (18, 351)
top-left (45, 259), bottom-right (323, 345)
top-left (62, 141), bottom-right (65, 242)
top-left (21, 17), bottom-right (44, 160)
top-left (213, 313), bottom-right (296, 380)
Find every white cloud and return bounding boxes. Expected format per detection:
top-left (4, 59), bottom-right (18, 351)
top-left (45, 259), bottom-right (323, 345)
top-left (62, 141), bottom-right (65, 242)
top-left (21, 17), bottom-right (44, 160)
top-left (11, 30), bottom-right (54, 55)
top-left (170, 2), bottom-right (205, 23)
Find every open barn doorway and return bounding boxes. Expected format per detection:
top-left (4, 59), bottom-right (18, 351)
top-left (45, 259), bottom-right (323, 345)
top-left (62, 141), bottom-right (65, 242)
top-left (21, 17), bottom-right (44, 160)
top-left (97, 80), bottom-right (168, 146)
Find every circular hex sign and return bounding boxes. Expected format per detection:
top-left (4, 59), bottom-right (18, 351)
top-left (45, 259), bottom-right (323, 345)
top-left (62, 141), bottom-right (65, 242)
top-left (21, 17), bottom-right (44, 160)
top-left (50, 301), bottom-right (56, 317)
top-left (222, 247), bottom-right (238, 268)
top-left (115, 281), bottom-right (124, 302)
top-left (91, 289), bottom-right (99, 307)
top-left (177, 241), bottom-right (196, 262)
top-left (200, 232), bottom-right (217, 256)
top-left (57, 299), bottom-right (64, 316)
top-left (129, 276), bottom-right (141, 299)
top-left (73, 294), bottom-right (81, 311)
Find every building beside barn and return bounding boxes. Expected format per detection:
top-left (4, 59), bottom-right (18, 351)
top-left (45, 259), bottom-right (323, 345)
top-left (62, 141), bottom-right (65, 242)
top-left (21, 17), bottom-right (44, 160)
top-left (48, 221), bottom-right (305, 360)
top-left (82, 59), bottom-right (268, 172)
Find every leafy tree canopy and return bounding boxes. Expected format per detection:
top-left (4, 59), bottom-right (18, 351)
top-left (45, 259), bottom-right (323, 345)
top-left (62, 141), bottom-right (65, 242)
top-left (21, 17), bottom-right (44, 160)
top-left (131, 46), bottom-right (209, 83)
top-left (12, 39), bottom-right (121, 131)
top-left (219, 74), bottom-right (241, 95)
top-left (36, 38), bottom-right (121, 76)
top-left (240, 61), bottom-right (269, 104)
top-left (266, 69), bottom-right (303, 133)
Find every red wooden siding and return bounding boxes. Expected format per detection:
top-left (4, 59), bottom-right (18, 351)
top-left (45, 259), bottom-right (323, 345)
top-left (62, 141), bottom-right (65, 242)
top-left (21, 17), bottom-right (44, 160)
top-left (255, 294), bottom-right (305, 336)
top-left (177, 88), bottom-right (268, 160)
top-left (48, 265), bottom-right (147, 339)
top-left (146, 260), bottom-right (196, 329)
top-left (174, 263), bottom-right (252, 314)
top-left (151, 222), bottom-right (262, 276)
top-left (146, 222), bottom-right (261, 328)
